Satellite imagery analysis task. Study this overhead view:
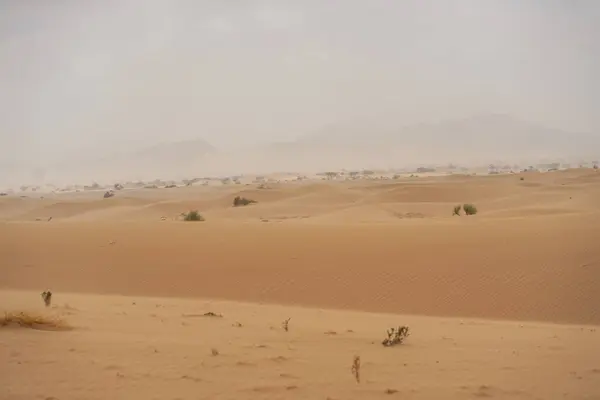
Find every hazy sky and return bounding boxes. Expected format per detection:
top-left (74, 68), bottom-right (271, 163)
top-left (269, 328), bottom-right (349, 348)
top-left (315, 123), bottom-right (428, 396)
top-left (1, 0), bottom-right (599, 166)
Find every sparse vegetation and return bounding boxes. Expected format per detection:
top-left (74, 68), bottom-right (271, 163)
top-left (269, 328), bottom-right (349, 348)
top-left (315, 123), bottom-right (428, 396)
top-left (41, 290), bottom-right (52, 307)
top-left (282, 317), bottom-right (291, 332)
top-left (182, 210), bottom-right (205, 221)
top-left (1, 311), bottom-right (71, 331)
top-left (520, 177), bottom-right (525, 181)
top-left (452, 205), bottom-right (461, 216)
top-left (181, 311), bottom-right (223, 318)
top-left (202, 311), bottom-right (222, 318)
top-left (103, 190), bottom-right (115, 198)
top-left (233, 196), bottom-right (257, 207)
top-left (463, 203), bottom-right (478, 216)
top-left (382, 326), bottom-right (410, 347)
top-left (211, 348), bottom-right (220, 356)
top-left (351, 355), bottom-right (361, 383)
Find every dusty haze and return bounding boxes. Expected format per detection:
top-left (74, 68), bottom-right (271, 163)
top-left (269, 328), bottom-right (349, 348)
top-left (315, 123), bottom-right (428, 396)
top-left (4, 4), bottom-right (600, 398)
top-left (1, 0), bottom-right (599, 185)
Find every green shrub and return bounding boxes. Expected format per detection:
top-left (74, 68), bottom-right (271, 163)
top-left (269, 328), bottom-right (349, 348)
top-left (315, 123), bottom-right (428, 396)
top-left (463, 203), bottom-right (478, 215)
top-left (452, 205), bottom-right (461, 216)
top-left (182, 210), bottom-right (205, 221)
top-left (233, 196), bottom-right (257, 207)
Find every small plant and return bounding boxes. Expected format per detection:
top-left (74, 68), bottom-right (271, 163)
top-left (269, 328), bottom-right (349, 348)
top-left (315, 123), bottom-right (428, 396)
top-left (202, 311), bottom-right (222, 318)
top-left (452, 205), bottom-right (461, 216)
top-left (233, 196), bottom-right (257, 207)
top-left (182, 210), bottom-right (205, 221)
top-left (351, 355), bottom-right (361, 383)
top-left (282, 317), bottom-right (291, 332)
top-left (463, 203), bottom-right (478, 216)
top-left (211, 348), bottom-right (219, 356)
top-left (103, 190), bottom-right (115, 198)
top-left (181, 311), bottom-right (223, 318)
top-left (520, 177), bottom-right (524, 181)
top-left (41, 290), bottom-right (52, 307)
top-left (382, 326), bottom-right (410, 347)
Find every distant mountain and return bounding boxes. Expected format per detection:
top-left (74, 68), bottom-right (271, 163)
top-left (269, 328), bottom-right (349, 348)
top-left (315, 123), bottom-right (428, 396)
top-left (45, 139), bottom-right (217, 184)
top-left (250, 114), bottom-right (598, 170)
top-left (5, 115), bottom-right (597, 186)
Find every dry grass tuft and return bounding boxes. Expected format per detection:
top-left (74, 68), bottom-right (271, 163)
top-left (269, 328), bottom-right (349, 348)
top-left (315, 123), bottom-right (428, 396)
top-left (0, 311), bottom-right (72, 331)
top-left (41, 290), bottom-right (52, 307)
top-left (181, 311), bottom-right (223, 318)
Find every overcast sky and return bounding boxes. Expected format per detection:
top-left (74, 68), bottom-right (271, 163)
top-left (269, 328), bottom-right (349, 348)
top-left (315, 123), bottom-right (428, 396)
top-left (1, 0), bottom-right (599, 167)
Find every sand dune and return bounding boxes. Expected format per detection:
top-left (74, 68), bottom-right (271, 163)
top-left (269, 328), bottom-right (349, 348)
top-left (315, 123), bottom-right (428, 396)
top-left (2, 290), bottom-right (599, 399)
top-left (2, 169), bottom-right (600, 398)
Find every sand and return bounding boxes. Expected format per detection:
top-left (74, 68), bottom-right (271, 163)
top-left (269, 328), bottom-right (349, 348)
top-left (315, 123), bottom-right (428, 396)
top-left (2, 169), bottom-right (600, 399)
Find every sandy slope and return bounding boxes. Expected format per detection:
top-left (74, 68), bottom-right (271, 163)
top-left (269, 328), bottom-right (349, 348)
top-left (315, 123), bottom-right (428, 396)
top-left (2, 290), bottom-right (599, 400)
top-left (1, 169), bottom-right (600, 398)
top-left (2, 170), bottom-right (600, 324)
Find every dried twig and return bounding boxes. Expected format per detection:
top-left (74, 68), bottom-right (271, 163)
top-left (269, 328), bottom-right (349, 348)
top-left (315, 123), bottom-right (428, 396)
top-left (351, 355), bottom-right (361, 383)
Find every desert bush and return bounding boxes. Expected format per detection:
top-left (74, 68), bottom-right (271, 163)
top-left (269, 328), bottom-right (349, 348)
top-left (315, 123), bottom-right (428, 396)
top-left (282, 317), bottom-right (291, 332)
top-left (382, 326), bottom-right (410, 346)
top-left (463, 203), bottom-right (478, 215)
top-left (233, 196), bottom-right (257, 207)
top-left (103, 191), bottom-right (115, 198)
top-left (452, 205), bottom-right (461, 216)
top-left (182, 210), bottom-right (205, 221)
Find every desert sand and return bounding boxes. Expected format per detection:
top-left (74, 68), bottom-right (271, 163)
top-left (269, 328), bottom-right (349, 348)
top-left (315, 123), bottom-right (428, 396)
top-left (2, 169), bottom-right (600, 399)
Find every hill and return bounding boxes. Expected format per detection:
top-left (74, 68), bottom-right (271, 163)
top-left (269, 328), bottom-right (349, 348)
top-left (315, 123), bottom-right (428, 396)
top-left (39, 139), bottom-right (217, 185)
top-left (249, 114), bottom-right (598, 171)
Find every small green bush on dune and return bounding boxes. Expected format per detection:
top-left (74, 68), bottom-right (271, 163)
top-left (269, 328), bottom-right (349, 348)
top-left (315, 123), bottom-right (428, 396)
top-left (182, 210), bottom-right (205, 221)
top-left (233, 196), bottom-right (257, 207)
top-left (463, 203), bottom-right (478, 215)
